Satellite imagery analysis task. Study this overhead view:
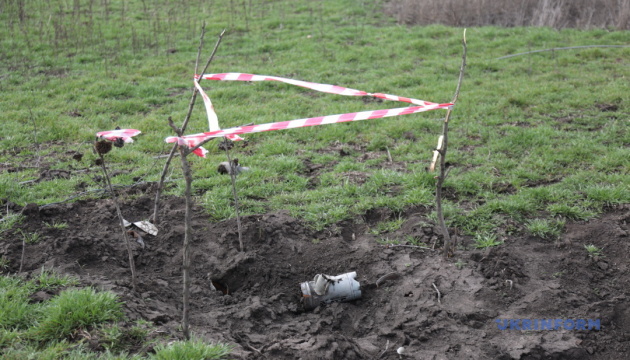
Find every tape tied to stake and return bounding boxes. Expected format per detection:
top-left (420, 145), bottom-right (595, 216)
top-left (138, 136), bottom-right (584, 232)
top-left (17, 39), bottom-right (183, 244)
top-left (97, 129), bottom-right (141, 143)
top-left (173, 73), bottom-right (453, 157)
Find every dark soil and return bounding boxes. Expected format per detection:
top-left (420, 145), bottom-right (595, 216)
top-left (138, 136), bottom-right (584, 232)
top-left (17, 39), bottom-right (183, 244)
top-left (1, 187), bottom-right (629, 359)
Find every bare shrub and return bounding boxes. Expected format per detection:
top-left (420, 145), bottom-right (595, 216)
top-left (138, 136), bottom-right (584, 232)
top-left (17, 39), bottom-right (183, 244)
top-left (384, 0), bottom-right (630, 29)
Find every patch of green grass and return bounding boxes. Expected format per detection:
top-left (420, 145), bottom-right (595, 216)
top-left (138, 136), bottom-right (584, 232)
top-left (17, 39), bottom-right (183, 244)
top-left (526, 218), bottom-right (566, 240)
top-left (404, 235), bottom-right (428, 247)
top-left (33, 268), bottom-right (80, 291)
top-left (97, 320), bottom-right (154, 354)
top-left (584, 244), bottom-right (604, 259)
top-left (547, 204), bottom-right (597, 221)
top-left (0, 270), bottom-right (232, 358)
top-left (30, 287), bottom-right (124, 342)
top-left (151, 337), bottom-right (233, 360)
top-left (2, 1), bottom-right (627, 236)
top-left (44, 220), bottom-right (69, 230)
top-left (473, 233), bottom-right (503, 249)
top-left (0, 215), bottom-right (24, 233)
top-left (0, 276), bottom-right (37, 331)
top-left (18, 229), bottom-right (42, 244)
top-left (369, 216), bottom-right (405, 235)
top-left (0, 257), bottom-right (9, 271)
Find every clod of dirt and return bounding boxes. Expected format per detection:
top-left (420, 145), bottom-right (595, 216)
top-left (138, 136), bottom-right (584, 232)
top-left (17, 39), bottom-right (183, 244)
top-left (595, 103), bottom-right (618, 112)
top-left (402, 131), bottom-right (417, 141)
top-left (21, 203), bottom-right (40, 218)
top-left (218, 140), bottom-right (234, 151)
top-left (94, 140), bottom-right (112, 155)
top-left (72, 152), bottom-right (84, 161)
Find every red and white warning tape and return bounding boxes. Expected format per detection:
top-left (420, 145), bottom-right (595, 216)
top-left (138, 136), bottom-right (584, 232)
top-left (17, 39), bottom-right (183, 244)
top-left (97, 129), bottom-right (142, 143)
top-left (168, 73), bottom-right (452, 157)
top-left (197, 73), bottom-right (438, 106)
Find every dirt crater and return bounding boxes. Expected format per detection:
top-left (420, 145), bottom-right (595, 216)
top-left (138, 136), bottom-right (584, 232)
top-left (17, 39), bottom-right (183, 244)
top-left (1, 193), bottom-right (628, 359)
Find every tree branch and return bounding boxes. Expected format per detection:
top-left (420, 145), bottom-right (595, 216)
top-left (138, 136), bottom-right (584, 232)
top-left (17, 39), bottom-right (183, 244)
top-left (437, 29), bottom-right (467, 258)
top-left (152, 27), bottom-right (226, 223)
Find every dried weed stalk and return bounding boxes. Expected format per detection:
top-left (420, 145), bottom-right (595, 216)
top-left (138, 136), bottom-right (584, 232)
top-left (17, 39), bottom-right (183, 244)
top-left (94, 140), bottom-right (137, 292)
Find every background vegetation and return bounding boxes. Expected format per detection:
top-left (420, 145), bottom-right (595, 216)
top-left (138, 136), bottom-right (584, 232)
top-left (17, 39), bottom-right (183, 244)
top-left (386, 0), bottom-right (630, 29)
top-left (0, 0), bottom-right (628, 356)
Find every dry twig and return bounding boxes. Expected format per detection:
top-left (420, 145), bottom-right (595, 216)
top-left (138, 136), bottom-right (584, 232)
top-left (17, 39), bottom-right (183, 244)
top-left (378, 340), bottom-right (390, 359)
top-left (222, 138), bottom-right (244, 252)
top-left (378, 244), bottom-right (432, 250)
top-left (432, 282), bottom-right (442, 304)
top-left (95, 146), bottom-right (137, 292)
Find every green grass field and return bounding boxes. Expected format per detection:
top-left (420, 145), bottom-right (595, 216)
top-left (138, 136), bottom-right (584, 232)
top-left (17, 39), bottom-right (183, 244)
top-left (1, 0), bottom-right (628, 357)
top-left (2, 0), bottom-right (628, 233)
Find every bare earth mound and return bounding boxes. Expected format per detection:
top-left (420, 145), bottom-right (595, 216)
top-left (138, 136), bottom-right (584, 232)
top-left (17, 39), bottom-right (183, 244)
top-left (1, 187), bottom-right (628, 359)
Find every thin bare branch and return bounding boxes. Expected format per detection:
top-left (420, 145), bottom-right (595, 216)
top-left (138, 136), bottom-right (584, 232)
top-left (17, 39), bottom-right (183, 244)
top-left (97, 150), bottom-right (137, 292)
top-left (432, 282), bottom-right (442, 304)
top-left (222, 138), bottom-right (244, 252)
top-left (178, 146), bottom-right (193, 340)
top-left (152, 27), bottom-right (226, 223)
top-left (378, 244), bottom-right (432, 250)
top-left (19, 240), bottom-right (26, 273)
top-left (437, 29), bottom-right (467, 258)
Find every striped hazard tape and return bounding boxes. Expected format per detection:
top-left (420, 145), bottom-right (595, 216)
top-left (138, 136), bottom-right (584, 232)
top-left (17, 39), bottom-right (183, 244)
top-left (197, 73), bottom-right (438, 106)
top-left (168, 73), bottom-right (452, 157)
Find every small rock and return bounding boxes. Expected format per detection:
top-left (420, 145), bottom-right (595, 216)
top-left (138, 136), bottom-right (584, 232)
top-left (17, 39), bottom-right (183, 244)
top-left (597, 262), bottom-right (609, 271)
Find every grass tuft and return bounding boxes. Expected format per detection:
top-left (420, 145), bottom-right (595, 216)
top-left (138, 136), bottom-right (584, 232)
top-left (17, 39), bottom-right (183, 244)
top-left (584, 244), bottom-right (604, 259)
top-left (151, 337), bottom-right (233, 360)
top-left (473, 233), bottom-right (503, 249)
top-left (30, 287), bottom-right (123, 342)
top-left (526, 218), bottom-right (566, 240)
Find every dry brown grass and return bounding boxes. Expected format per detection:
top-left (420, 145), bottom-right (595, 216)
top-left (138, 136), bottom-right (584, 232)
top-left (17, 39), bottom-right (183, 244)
top-left (384, 0), bottom-right (630, 29)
